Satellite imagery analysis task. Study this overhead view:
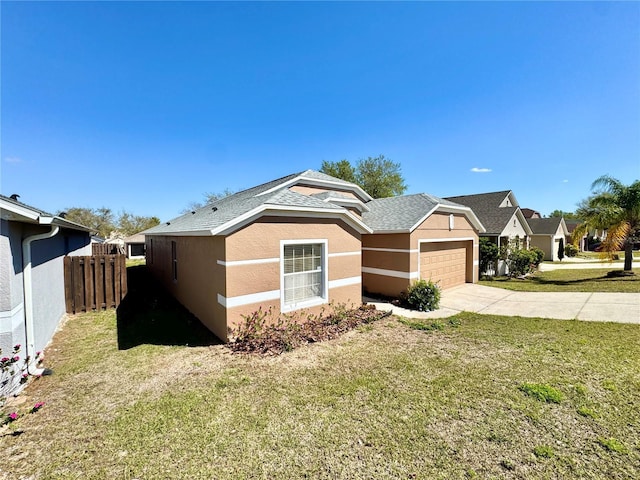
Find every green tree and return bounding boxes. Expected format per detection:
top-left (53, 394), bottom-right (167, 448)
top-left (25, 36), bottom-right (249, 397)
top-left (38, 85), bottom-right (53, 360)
top-left (320, 155), bottom-right (407, 198)
top-left (62, 207), bottom-right (115, 238)
top-left (479, 237), bottom-right (499, 275)
top-left (558, 238), bottom-right (565, 261)
top-left (574, 175), bottom-right (640, 272)
top-left (117, 212), bottom-right (160, 236)
top-left (319, 159), bottom-right (357, 184)
top-left (548, 209), bottom-right (580, 220)
top-left (61, 208), bottom-right (160, 238)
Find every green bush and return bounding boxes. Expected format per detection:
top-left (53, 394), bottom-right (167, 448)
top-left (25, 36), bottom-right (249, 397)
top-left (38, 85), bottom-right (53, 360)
top-left (479, 237), bottom-right (499, 275)
top-left (403, 279), bottom-right (441, 312)
top-left (530, 246), bottom-right (545, 266)
top-left (564, 244), bottom-right (578, 257)
top-left (507, 249), bottom-right (537, 276)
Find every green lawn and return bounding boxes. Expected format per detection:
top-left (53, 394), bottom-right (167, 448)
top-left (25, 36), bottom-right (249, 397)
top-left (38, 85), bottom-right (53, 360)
top-left (2, 306), bottom-right (638, 479)
top-left (480, 268), bottom-right (640, 293)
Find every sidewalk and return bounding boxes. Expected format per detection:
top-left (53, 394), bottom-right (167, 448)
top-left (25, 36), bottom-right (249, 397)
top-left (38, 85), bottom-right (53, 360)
top-left (365, 284), bottom-right (640, 324)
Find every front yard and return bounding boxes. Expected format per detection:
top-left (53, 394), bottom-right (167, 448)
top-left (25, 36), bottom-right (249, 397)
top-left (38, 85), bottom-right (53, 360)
top-left (480, 268), bottom-right (639, 293)
top-left (1, 304), bottom-right (638, 478)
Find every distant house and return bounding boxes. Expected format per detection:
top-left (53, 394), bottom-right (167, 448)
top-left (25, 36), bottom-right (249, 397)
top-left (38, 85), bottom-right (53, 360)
top-left (0, 194), bottom-right (91, 392)
top-left (445, 190), bottom-right (532, 275)
top-left (565, 220), bottom-right (588, 252)
top-left (124, 232), bottom-right (146, 259)
top-left (527, 217), bottom-right (570, 261)
top-left (145, 170), bottom-right (484, 342)
top-left (521, 208), bottom-right (541, 219)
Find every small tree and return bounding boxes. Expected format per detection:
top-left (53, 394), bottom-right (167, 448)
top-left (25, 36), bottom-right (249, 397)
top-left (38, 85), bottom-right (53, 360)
top-left (479, 237), bottom-right (499, 276)
top-left (558, 238), bottom-right (565, 262)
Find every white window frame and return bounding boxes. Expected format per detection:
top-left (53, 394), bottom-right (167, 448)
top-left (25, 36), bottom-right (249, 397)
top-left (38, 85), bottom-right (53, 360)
top-left (280, 239), bottom-right (328, 313)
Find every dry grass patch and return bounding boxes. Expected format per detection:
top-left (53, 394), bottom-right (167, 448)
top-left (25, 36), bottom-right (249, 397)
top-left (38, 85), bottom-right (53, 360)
top-left (1, 310), bottom-right (638, 479)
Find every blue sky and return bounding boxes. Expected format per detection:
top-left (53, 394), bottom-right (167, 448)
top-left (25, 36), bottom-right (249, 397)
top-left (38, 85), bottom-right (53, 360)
top-left (2, 1), bottom-right (639, 222)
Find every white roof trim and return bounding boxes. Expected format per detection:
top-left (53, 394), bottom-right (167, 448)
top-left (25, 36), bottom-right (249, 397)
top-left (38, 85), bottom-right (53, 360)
top-left (212, 204), bottom-right (373, 236)
top-left (257, 173), bottom-right (373, 202)
top-left (407, 204), bottom-right (485, 234)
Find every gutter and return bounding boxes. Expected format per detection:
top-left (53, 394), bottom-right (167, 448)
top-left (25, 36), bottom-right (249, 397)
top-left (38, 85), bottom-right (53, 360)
top-left (22, 224), bottom-right (60, 374)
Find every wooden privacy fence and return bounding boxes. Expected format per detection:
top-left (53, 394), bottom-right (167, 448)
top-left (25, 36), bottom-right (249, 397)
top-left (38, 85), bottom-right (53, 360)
top-left (92, 243), bottom-right (125, 255)
top-left (64, 255), bottom-right (128, 314)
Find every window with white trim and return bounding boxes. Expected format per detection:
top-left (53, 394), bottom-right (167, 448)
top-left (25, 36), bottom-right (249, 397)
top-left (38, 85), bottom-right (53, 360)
top-left (282, 242), bottom-right (326, 309)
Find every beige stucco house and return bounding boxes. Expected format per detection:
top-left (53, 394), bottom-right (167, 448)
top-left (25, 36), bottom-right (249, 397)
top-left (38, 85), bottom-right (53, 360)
top-left (145, 170), bottom-right (484, 341)
top-left (446, 190), bottom-right (532, 275)
top-left (527, 217), bottom-right (569, 261)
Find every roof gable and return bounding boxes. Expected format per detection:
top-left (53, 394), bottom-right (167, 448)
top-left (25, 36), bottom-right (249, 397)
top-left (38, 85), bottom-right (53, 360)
top-left (362, 193), bottom-right (484, 233)
top-left (144, 170), bottom-right (372, 236)
top-left (527, 217), bottom-right (569, 236)
top-left (445, 190), bottom-right (529, 235)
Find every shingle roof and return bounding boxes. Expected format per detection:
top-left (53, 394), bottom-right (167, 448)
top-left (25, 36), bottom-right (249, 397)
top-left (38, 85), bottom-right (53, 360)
top-left (0, 194), bottom-right (91, 232)
top-left (144, 170), bottom-right (365, 236)
top-left (527, 217), bottom-right (563, 235)
top-left (362, 193), bottom-right (473, 232)
top-left (444, 191), bottom-right (519, 235)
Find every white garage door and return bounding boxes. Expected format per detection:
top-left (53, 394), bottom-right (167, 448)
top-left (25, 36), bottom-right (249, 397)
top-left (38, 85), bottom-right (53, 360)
top-left (420, 241), bottom-right (468, 289)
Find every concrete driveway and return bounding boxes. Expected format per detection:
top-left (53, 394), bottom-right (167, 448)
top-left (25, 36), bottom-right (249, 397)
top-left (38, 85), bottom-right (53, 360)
top-left (366, 284), bottom-right (640, 324)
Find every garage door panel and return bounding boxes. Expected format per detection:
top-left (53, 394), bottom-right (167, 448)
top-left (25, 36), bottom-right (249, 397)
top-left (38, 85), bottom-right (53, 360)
top-left (420, 241), bottom-right (468, 289)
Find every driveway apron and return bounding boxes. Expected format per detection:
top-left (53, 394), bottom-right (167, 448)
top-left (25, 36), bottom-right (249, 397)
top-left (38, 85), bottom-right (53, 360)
top-left (366, 284), bottom-right (640, 324)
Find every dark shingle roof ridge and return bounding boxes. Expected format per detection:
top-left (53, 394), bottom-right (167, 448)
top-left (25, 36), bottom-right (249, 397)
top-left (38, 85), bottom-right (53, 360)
top-left (445, 189), bottom-right (512, 201)
top-left (527, 217), bottom-right (563, 234)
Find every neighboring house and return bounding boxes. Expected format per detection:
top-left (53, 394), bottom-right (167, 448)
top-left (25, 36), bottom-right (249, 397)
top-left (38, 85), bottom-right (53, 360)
top-left (445, 191), bottom-right (533, 275)
top-left (361, 194), bottom-right (484, 297)
top-left (527, 217), bottom-right (570, 261)
top-left (0, 194), bottom-right (91, 393)
top-left (521, 208), bottom-right (541, 219)
top-left (124, 232), bottom-right (146, 259)
top-left (565, 220), bottom-right (585, 252)
top-left (145, 170), bottom-right (484, 342)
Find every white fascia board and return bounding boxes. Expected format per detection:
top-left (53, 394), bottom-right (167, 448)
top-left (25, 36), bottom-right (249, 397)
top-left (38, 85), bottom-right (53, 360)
top-left (434, 205), bottom-right (486, 233)
top-left (144, 229), bottom-right (215, 237)
top-left (407, 205), bottom-right (440, 233)
top-left (323, 197), bottom-right (371, 213)
top-left (212, 204), bottom-right (373, 236)
top-left (0, 201), bottom-right (40, 222)
top-left (257, 174), bottom-right (373, 202)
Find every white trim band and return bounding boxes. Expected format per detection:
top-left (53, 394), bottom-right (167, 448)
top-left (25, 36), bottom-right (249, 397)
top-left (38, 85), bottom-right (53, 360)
top-left (217, 257), bottom-right (279, 267)
top-left (0, 303), bottom-right (25, 331)
top-left (217, 290), bottom-right (280, 308)
top-left (362, 267), bottom-right (419, 280)
top-left (362, 247), bottom-right (419, 254)
top-left (328, 276), bottom-right (361, 289)
top-left (328, 251), bottom-right (361, 258)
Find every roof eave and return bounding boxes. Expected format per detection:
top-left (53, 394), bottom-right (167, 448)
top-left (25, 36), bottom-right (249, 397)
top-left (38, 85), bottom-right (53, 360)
top-left (212, 204), bottom-right (373, 236)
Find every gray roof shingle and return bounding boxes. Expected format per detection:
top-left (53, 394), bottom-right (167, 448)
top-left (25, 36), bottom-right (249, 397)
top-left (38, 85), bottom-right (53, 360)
top-left (527, 217), bottom-right (563, 235)
top-left (362, 193), bottom-right (470, 232)
top-left (144, 170), bottom-right (355, 236)
top-left (444, 191), bottom-right (518, 235)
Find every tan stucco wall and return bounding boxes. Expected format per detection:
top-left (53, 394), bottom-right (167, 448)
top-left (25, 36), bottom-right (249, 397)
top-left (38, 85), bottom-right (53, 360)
top-left (361, 212), bottom-right (480, 297)
top-left (146, 235), bottom-right (227, 340)
top-left (224, 216), bottom-right (362, 332)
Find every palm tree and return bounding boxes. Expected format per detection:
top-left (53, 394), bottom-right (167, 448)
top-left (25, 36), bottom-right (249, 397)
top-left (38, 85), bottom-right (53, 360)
top-left (573, 175), bottom-right (640, 272)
